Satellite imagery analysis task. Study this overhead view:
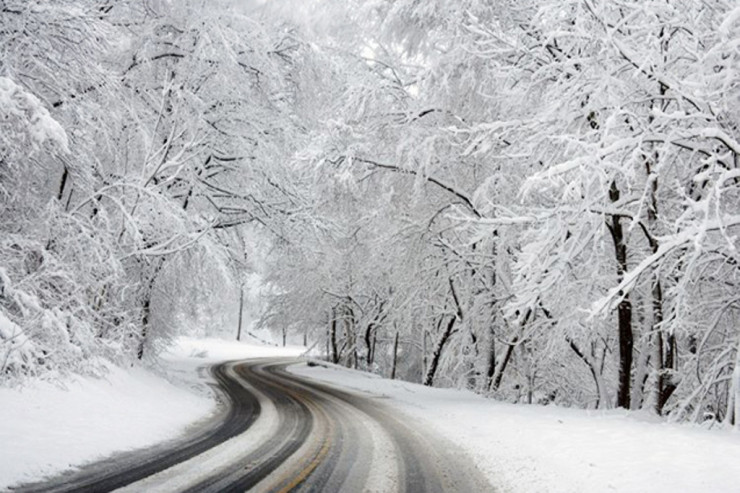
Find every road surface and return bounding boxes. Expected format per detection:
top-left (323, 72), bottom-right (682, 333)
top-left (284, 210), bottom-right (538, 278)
top-left (13, 359), bottom-right (492, 492)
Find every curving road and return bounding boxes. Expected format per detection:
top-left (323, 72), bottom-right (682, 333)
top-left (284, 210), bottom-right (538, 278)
top-left (13, 359), bottom-right (492, 492)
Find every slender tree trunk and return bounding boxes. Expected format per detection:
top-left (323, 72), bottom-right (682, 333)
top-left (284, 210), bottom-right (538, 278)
top-left (325, 327), bottom-right (329, 361)
top-left (330, 308), bottom-right (339, 364)
top-left (137, 293), bottom-right (151, 360)
top-left (423, 279), bottom-right (463, 386)
top-left (486, 324), bottom-right (497, 391)
top-left (236, 286), bottom-right (244, 341)
top-left (655, 281), bottom-right (677, 414)
top-left (391, 330), bottom-right (399, 380)
top-left (491, 337), bottom-right (517, 392)
top-left (644, 169), bottom-right (675, 415)
top-left (608, 181), bottom-right (633, 409)
top-left (371, 331), bottom-right (377, 367)
top-left (421, 326), bottom-right (428, 381)
top-left (137, 266), bottom-right (161, 360)
top-left (467, 329), bottom-right (479, 390)
top-left (487, 234), bottom-right (499, 391)
top-left (365, 323), bottom-right (374, 367)
top-left (344, 308), bottom-right (357, 369)
top-left (492, 309), bottom-right (532, 392)
top-left (568, 338), bottom-right (610, 408)
top-left (646, 64), bottom-right (676, 415)
top-left (729, 341), bottom-right (740, 427)
top-left (57, 165), bottom-right (69, 201)
top-left (423, 315), bottom-right (456, 386)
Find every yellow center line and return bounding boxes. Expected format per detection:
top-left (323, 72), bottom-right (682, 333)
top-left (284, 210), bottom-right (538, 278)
top-left (251, 366), bottom-right (336, 493)
top-left (274, 423), bottom-right (332, 492)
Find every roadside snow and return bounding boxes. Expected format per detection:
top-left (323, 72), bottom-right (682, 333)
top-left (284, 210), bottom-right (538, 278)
top-left (290, 362), bottom-right (740, 493)
top-left (0, 363), bottom-right (213, 489)
top-left (6, 336), bottom-right (733, 493)
top-left (170, 336), bottom-right (305, 363)
top-left (0, 337), bottom-right (304, 490)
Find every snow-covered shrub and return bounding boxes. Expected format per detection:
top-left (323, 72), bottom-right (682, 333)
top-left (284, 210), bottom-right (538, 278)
top-left (0, 76), bottom-right (69, 156)
top-left (0, 227), bottom-right (134, 382)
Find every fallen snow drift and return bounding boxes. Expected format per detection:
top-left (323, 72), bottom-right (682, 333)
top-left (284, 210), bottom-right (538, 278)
top-left (0, 337), bottom-right (304, 489)
top-left (290, 362), bottom-right (740, 493)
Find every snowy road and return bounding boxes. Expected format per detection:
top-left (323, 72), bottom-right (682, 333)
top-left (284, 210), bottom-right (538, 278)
top-left (15, 359), bottom-right (490, 492)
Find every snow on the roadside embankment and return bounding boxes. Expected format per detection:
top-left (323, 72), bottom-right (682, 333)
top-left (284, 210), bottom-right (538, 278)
top-left (0, 363), bottom-right (214, 489)
top-left (0, 337), bottom-right (304, 489)
top-left (290, 362), bottom-right (740, 493)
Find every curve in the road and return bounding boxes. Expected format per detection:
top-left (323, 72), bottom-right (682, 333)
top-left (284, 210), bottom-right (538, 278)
top-left (13, 358), bottom-right (492, 493)
top-left (10, 363), bottom-right (261, 493)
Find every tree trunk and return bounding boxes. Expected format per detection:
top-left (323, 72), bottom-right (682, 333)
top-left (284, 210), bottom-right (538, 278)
top-left (136, 271), bottom-right (159, 360)
top-left (371, 330), bottom-right (377, 367)
top-left (491, 336), bottom-right (517, 392)
top-left (330, 308), bottom-right (339, 364)
top-left (364, 322), bottom-right (374, 367)
top-left (344, 308), bottom-right (357, 369)
top-left (57, 165), bottom-right (69, 201)
top-left (391, 330), bottom-right (399, 380)
top-left (655, 280), bottom-right (677, 414)
top-left (236, 286), bottom-right (244, 341)
top-left (421, 326), bottom-right (428, 381)
top-left (423, 315), bottom-right (456, 386)
top-left (137, 293), bottom-right (151, 360)
top-left (568, 338), bottom-right (610, 409)
top-left (423, 279), bottom-right (463, 387)
top-left (486, 328), bottom-right (496, 391)
top-left (492, 309), bottom-right (531, 392)
top-left (647, 70), bottom-right (675, 415)
top-left (730, 341), bottom-right (740, 427)
top-left (608, 181), bottom-right (633, 409)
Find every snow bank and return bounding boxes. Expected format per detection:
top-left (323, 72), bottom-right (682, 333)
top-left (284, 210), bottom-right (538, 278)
top-left (167, 336), bottom-right (306, 362)
top-left (0, 363), bottom-right (214, 489)
top-left (0, 337), bottom-right (304, 489)
top-left (291, 362), bottom-right (740, 493)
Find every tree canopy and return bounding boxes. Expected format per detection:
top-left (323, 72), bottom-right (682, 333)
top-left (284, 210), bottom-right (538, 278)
top-left (1, 0), bottom-right (739, 426)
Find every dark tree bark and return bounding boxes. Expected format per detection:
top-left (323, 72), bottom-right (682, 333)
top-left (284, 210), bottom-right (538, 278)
top-left (491, 336), bottom-right (518, 392)
top-left (330, 307), bottom-right (339, 364)
top-left (423, 278), bottom-right (462, 387)
top-left (491, 309), bottom-right (532, 392)
top-left (607, 180), bottom-right (634, 409)
top-left (57, 165), bottom-right (69, 202)
top-left (137, 269), bottom-right (160, 360)
top-left (423, 315), bottom-right (457, 386)
top-left (391, 330), bottom-right (399, 380)
top-left (486, 326), bottom-right (496, 390)
top-left (642, 140), bottom-right (676, 415)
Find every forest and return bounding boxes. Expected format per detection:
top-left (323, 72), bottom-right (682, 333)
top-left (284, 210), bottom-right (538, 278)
top-left (1, 0), bottom-right (739, 425)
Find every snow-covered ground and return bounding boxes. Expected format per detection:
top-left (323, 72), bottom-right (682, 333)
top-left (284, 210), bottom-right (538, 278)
top-left (3, 337), bottom-right (739, 492)
top-left (0, 337), bottom-right (304, 490)
top-left (290, 362), bottom-right (740, 493)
